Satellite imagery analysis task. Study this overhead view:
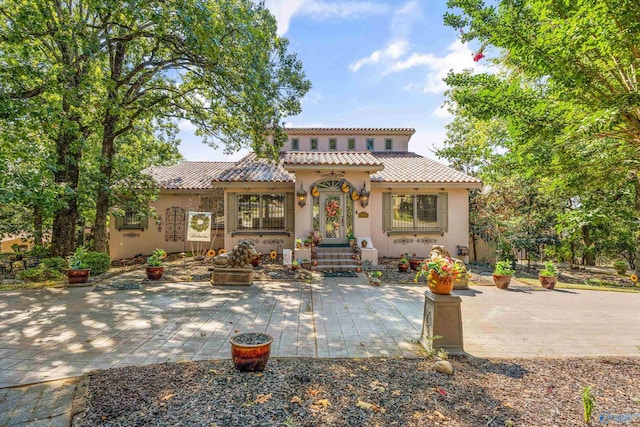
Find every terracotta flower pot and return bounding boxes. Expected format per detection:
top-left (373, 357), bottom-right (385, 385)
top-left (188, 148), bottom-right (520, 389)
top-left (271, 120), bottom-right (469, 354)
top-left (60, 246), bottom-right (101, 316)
top-left (67, 269), bottom-right (91, 284)
top-left (146, 266), bottom-right (164, 281)
top-left (429, 270), bottom-right (454, 295)
top-left (250, 256), bottom-right (260, 267)
top-left (398, 263), bottom-right (409, 273)
top-left (409, 258), bottom-right (422, 271)
top-left (493, 274), bottom-right (511, 289)
top-left (230, 333), bottom-right (273, 372)
top-left (539, 275), bottom-right (557, 290)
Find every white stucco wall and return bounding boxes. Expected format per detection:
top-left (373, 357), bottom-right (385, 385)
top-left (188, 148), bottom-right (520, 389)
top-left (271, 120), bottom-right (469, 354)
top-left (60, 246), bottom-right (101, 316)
top-left (281, 130), bottom-right (411, 152)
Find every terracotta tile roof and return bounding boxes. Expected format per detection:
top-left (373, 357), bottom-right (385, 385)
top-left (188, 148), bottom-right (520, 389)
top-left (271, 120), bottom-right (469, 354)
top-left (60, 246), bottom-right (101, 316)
top-left (283, 151), bottom-right (383, 167)
top-left (145, 161), bottom-right (232, 190)
top-left (213, 153), bottom-right (294, 182)
top-left (371, 153), bottom-right (482, 184)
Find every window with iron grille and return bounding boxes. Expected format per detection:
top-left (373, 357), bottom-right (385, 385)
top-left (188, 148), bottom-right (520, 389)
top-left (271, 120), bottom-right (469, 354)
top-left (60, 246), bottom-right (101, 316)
top-left (291, 138), bottom-right (299, 150)
top-left (385, 138), bottom-right (393, 150)
top-left (198, 190), bottom-right (224, 229)
top-left (366, 138), bottom-right (374, 150)
top-left (115, 211), bottom-right (148, 230)
top-left (237, 194), bottom-right (286, 230)
top-left (392, 194), bottom-right (438, 230)
top-left (348, 138), bottom-right (355, 150)
top-left (329, 138), bottom-right (337, 150)
top-left (310, 138), bottom-right (318, 150)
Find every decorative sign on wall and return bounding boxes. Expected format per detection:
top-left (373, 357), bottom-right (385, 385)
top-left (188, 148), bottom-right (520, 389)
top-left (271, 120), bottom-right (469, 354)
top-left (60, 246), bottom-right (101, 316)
top-left (393, 238), bottom-right (414, 245)
top-left (123, 233), bottom-right (140, 238)
top-left (187, 212), bottom-right (212, 242)
top-left (358, 212), bottom-right (369, 218)
top-left (417, 237), bottom-right (438, 245)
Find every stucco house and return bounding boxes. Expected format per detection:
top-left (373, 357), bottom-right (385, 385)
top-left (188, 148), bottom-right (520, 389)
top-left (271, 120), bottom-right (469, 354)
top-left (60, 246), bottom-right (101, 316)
top-left (108, 128), bottom-right (482, 270)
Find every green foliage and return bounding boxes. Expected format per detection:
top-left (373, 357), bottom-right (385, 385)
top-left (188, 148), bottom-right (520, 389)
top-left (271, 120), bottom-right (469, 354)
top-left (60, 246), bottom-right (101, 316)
top-left (41, 257), bottom-right (68, 273)
top-left (582, 386), bottom-right (595, 424)
top-left (68, 247), bottom-right (90, 270)
top-left (147, 249), bottom-right (166, 267)
top-left (436, 348), bottom-right (449, 360)
top-left (493, 261), bottom-right (515, 276)
top-left (28, 245), bottom-right (50, 258)
top-left (539, 261), bottom-right (558, 277)
top-left (17, 266), bottom-right (64, 282)
top-left (82, 252), bottom-right (110, 275)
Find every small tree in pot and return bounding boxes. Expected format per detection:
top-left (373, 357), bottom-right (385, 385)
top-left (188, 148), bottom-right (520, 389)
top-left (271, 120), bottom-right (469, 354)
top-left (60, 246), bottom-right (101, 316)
top-left (538, 261), bottom-right (558, 290)
top-left (146, 248), bottom-right (166, 280)
top-left (493, 260), bottom-right (515, 289)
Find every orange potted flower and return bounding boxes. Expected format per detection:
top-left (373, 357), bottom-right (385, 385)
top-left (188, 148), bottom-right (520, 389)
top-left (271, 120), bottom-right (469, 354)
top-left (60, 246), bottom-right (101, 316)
top-left (414, 255), bottom-right (465, 295)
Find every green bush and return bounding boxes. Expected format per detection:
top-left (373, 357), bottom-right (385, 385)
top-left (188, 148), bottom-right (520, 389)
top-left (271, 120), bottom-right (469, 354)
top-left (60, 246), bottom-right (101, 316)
top-left (83, 252), bottom-right (111, 275)
top-left (42, 257), bottom-right (68, 272)
top-left (17, 266), bottom-right (64, 282)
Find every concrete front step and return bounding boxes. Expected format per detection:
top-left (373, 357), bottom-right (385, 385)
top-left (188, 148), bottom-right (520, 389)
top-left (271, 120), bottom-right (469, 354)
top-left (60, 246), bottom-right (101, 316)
top-left (312, 264), bottom-right (360, 272)
top-left (312, 245), bottom-right (359, 271)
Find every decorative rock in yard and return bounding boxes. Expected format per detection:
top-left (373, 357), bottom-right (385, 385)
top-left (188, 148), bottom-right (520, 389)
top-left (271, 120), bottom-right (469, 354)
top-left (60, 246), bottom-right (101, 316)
top-left (435, 360), bottom-right (454, 375)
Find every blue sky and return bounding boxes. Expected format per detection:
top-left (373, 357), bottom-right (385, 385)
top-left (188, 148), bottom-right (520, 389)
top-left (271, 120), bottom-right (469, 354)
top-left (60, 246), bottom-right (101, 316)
top-left (178, 0), bottom-right (487, 162)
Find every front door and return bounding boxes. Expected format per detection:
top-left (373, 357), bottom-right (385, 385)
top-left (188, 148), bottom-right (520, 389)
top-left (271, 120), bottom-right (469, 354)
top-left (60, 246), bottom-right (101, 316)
top-left (320, 192), bottom-right (345, 244)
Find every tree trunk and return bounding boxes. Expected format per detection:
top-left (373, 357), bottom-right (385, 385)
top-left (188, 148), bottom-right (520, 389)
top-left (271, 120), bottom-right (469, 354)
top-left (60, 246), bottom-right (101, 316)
top-left (93, 41), bottom-right (125, 254)
top-left (581, 225), bottom-right (596, 266)
top-left (33, 206), bottom-right (43, 247)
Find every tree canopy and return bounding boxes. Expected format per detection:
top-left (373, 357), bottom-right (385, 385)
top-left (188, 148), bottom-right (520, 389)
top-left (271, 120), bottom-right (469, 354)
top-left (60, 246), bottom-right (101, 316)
top-left (0, 0), bottom-right (310, 256)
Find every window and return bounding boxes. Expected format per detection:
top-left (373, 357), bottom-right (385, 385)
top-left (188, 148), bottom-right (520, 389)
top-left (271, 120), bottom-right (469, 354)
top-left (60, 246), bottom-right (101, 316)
top-left (348, 138), bottom-right (355, 150)
top-left (383, 193), bottom-right (448, 233)
top-left (237, 194), bottom-right (286, 230)
top-left (366, 138), bottom-right (374, 150)
top-left (291, 138), bottom-right (299, 150)
top-left (311, 138), bottom-right (318, 150)
top-left (385, 138), bottom-right (393, 150)
top-left (329, 138), bottom-right (337, 150)
top-left (115, 211), bottom-right (148, 230)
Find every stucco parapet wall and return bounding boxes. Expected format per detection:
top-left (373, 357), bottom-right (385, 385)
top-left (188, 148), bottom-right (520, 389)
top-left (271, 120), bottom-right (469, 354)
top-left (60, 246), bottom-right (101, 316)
top-left (282, 151), bottom-right (384, 172)
top-left (284, 127), bottom-right (415, 135)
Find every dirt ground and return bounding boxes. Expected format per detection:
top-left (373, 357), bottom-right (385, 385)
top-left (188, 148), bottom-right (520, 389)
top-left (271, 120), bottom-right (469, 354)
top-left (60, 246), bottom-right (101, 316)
top-left (76, 356), bottom-right (639, 426)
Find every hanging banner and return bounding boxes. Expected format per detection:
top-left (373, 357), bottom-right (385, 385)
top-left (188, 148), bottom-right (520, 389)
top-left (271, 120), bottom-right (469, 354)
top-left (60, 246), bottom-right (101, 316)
top-left (187, 212), bottom-right (212, 242)
top-left (282, 248), bottom-right (292, 265)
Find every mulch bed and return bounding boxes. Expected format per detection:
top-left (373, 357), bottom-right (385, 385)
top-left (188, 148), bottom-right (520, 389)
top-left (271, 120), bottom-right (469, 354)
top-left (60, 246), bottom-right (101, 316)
top-left (76, 356), bottom-right (639, 426)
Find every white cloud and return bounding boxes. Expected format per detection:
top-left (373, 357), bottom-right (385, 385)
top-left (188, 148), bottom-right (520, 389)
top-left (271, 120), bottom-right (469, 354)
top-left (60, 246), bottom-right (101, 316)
top-left (177, 119), bottom-right (197, 132)
top-left (388, 40), bottom-right (491, 94)
top-left (349, 40), bottom-right (409, 72)
top-left (265, 0), bottom-right (390, 36)
top-left (432, 105), bottom-right (454, 120)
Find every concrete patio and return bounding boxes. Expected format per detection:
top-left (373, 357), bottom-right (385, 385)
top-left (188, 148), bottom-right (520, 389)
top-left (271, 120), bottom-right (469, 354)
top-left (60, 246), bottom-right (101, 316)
top-left (1, 275), bottom-right (639, 425)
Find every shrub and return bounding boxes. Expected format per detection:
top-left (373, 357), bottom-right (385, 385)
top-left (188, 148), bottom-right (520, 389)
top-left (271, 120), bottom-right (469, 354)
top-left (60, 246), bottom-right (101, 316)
top-left (41, 257), bottom-right (68, 272)
top-left (17, 266), bottom-right (64, 282)
top-left (493, 260), bottom-right (515, 276)
top-left (29, 245), bottom-right (50, 258)
top-left (539, 261), bottom-right (558, 277)
top-left (83, 252), bottom-right (111, 275)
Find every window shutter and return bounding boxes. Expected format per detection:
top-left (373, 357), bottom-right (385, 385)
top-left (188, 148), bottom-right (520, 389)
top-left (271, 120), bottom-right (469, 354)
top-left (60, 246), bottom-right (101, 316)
top-left (285, 193), bottom-right (295, 231)
top-left (114, 216), bottom-right (123, 230)
top-left (227, 193), bottom-right (237, 232)
top-left (438, 193), bottom-right (448, 233)
top-left (382, 193), bottom-right (391, 231)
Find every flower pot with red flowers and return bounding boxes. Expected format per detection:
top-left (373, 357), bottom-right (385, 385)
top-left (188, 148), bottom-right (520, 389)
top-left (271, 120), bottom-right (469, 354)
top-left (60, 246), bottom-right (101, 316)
top-left (415, 255), bottom-right (466, 295)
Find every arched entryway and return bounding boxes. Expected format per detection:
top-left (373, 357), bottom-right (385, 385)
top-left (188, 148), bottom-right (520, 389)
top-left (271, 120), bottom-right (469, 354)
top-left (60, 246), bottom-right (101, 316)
top-left (311, 179), bottom-right (355, 245)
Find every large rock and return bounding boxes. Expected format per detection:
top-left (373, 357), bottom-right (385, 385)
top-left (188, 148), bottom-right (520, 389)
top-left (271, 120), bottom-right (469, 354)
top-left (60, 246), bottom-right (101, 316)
top-left (434, 360), bottom-right (454, 375)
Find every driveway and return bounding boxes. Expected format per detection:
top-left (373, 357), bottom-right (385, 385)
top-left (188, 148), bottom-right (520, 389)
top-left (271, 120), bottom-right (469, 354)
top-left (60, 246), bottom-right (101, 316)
top-left (1, 278), bottom-right (639, 390)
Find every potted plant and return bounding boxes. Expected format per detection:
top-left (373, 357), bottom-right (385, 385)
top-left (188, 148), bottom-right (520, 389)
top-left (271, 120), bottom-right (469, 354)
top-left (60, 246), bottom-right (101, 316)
top-left (300, 258), bottom-right (311, 269)
top-left (295, 238), bottom-right (303, 249)
top-left (409, 253), bottom-right (422, 271)
top-left (398, 254), bottom-right (410, 272)
top-left (347, 230), bottom-right (357, 248)
top-left (291, 259), bottom-right (299, 270)
top-left (308, 230), bottom-right (321, 246)
top-left (613, 260), bottom-right (627, 275)
top-left (414, 255), bottom-right (465, 295)
top-left (493, 260), bottom-right (515, 289)
top-left (303, 238), bottom-right (311, 247)
top-left (361, 239), bottom-right (368, 248)
top-left (146, 248), bottom-right (166, 280)
top-left (67, 246), bottom-right (91, 284)
top-left (229, 332), bottom-right (274, 372)
top-left (539, 260), bottom-right (558, 289)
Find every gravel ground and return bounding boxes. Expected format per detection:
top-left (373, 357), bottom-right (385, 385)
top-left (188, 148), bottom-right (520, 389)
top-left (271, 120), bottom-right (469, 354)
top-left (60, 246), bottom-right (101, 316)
top-left (76, 356), bottom-right (639, 426)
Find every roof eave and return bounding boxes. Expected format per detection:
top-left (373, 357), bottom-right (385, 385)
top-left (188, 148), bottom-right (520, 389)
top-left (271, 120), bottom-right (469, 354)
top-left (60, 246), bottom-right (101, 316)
top-left (371, 181), bottom-right (482, 189)
top-left (283, 164), bottom-right (384, 172)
